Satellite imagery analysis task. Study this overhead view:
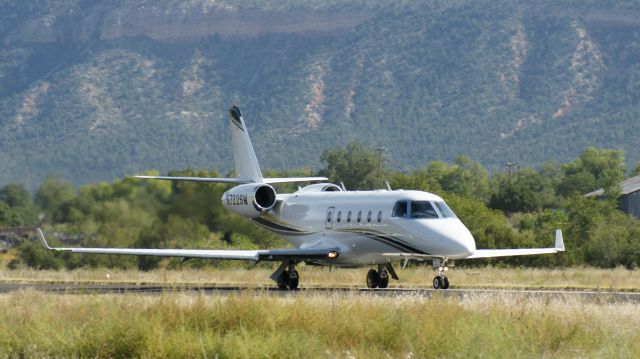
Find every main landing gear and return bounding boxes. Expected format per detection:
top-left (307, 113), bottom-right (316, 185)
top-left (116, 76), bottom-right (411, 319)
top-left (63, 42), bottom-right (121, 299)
top-left (432, 258), bottom-right (450, 290)
top-left (272, 261), bottom-right (299, 290)
top-left (366, 263), bottom-right (399, 289)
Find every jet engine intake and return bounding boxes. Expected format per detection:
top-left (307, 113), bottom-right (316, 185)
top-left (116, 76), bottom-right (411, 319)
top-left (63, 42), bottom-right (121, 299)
top-left (222, 183), bottom-right (277, 218)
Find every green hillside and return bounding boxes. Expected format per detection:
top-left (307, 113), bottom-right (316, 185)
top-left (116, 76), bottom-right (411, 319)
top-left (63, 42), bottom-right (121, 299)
top-left (1, 0), bottom-right (640, 188)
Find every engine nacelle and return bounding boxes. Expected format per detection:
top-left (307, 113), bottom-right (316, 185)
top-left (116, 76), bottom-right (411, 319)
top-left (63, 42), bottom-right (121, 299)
top-left (222, 183), bottom-right (277, 218)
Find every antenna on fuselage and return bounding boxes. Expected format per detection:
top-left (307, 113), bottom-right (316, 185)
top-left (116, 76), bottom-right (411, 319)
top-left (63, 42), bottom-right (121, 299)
top-left (340, 182), bottom-right (347, 191)
top-left (385, 181), bottom-right (392, 191)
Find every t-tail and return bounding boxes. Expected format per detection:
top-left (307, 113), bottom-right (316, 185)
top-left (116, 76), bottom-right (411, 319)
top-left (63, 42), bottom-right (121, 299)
top-left (228, 105), bottom-right (263, 183)
top-left (134, 105), bottom-right (327, 184)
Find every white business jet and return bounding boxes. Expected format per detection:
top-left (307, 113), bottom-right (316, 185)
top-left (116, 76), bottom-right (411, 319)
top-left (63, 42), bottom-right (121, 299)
top-left (38, 105), bottom-right (564, 290)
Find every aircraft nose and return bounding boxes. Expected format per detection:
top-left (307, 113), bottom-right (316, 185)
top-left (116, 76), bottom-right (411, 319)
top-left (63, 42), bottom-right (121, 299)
top-left (446, 223), bottom-right (476, 258)
top-left (459, 230), bottom-right (476, 255)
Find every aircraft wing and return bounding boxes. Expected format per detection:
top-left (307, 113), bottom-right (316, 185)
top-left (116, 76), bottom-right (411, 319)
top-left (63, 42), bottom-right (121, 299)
top-left (382, 230), bottom-right (564, 260)
top-left (134, 175), bottom-right (328, 184)
top-left (465, 229), bottom-right (565, 259)
top-left (37, 229), bottom-right (340, 261)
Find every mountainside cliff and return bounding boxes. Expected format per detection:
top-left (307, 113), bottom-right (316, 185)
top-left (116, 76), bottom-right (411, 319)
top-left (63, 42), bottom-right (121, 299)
top-left (1, 0), bottom-right (640, 189)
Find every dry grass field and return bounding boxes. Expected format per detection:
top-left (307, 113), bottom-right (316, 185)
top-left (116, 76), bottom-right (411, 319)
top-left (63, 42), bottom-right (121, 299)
top-left (1, 265), bottom-right (639, 291)
top-left (0, 289), bottom-right (638, 358)
top-left (1, 266), bottom-right (639, 357)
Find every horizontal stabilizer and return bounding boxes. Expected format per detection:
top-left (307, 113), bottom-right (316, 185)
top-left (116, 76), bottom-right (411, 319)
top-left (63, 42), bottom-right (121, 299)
top-left (134, 175), bottom-right (251, 184)
top-left (134, 175), bottom-right (328, 184)
top-left (263, 177), bottom-right (328, 184)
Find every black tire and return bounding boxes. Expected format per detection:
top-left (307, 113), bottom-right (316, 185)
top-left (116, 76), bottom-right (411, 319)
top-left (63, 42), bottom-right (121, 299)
top-left (442, 276), bottom-right (450, 289)
top-left (366, 269), bottom-right (379, 288)
top-left (277, 270), bottom-right (289, 289)
top-left (433, 276), bottom-right (443, 289)
top-left (378, 270), bottom-right (389, 289)
top-left (287, 270), bottom-right (299, 290)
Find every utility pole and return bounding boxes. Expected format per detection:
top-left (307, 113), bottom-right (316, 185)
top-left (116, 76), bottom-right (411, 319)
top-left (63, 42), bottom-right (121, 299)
top-left (506, 161), bottom-right (520, 180)
top-left (376, 147), bottom-right (387, 189)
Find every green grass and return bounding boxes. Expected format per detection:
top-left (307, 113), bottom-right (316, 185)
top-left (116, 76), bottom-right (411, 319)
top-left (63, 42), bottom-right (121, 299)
top-left (0, 290), bottom-right (638, 358)
top-left (2, 266), bottom-right (640, 291)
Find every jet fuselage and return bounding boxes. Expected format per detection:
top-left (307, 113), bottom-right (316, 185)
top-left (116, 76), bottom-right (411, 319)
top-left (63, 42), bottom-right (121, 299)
top-left (249, 188), bottom-right (476, 266)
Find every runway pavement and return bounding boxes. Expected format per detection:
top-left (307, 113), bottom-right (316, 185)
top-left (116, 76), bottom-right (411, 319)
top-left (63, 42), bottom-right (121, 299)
top-left (1, 282), bottom-right (639, 302)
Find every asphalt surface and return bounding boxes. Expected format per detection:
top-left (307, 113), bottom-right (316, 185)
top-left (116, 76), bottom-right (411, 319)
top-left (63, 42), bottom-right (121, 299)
top-left (1, 283), bottom-right (639, 302)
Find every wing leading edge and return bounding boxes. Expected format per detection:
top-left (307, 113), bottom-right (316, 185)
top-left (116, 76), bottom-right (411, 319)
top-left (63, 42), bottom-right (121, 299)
top-left (465, 229), bottom-right (565, 259)
top-left (381, 229), bottom-right (564, 260)
top-left (37, 229), bottom-right (339, 262)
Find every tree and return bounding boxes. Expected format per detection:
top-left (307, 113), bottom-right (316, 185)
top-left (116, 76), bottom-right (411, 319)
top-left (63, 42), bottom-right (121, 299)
top-left (164, 170), bottom-right (227, 230)
top-left (0, 184), bottom-right (30, 208)
top-left (16, 240), bottom-right (63, 270)
top-left (388, 168), bottom-right (443, 193)
top-left (0, 183), bottom-right (38, 225)
top-left (489, 179), bottom-right (540, 213)
top-left (488, 167), bottom-right (558, 213)
top-left (557, 147), bottom-right (625, 198)
top-left (34, 176), bottom-right (75, 223)
top-left (319, 142), bottom-right (378, 190)
top-left (632, 161), bottom-right (640, 177)
top-left (0, 201), bottom-right (21, 226)
top-left (426, 156), bottom-right (490, 200)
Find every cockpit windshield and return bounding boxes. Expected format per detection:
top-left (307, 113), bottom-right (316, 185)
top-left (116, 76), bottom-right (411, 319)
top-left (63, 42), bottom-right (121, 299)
top-left (434, 201), bottom-right (457, 218)
top-left (410, 201), bottom-right (439, 219)
top-left (392, 201), bottom-right (408, 218)
top-left (392, 200), bottom-right (457, 219)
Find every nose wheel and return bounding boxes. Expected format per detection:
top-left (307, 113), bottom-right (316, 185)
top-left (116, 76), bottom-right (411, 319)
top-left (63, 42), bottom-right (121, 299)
top-left (432, 258), bottom-right (450, 290)
top-left (432, 275), bottom-right (449, 289)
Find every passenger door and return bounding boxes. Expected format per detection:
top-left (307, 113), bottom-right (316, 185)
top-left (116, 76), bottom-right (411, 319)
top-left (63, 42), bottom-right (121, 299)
top-left (325, 207), bottom-right (335, 230)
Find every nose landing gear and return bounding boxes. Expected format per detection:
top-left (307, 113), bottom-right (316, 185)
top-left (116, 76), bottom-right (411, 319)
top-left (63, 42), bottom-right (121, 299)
top-left (432, 275), bottom-right (449, 289)
top-left (432, 258), bottom-right (450, 290)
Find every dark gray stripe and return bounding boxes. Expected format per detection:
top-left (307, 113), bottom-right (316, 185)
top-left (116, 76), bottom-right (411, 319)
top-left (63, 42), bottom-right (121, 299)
top-left (231, 118), bottom-right (244, 131)
top-left (338, 229), bottom-right (429, 255)
top-left (366, 233), bottom-right (428, 254)
top-left (251, 217), bottom-right (311, 236)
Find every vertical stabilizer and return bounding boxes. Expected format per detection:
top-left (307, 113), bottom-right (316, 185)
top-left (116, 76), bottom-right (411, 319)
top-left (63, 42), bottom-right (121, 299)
top-left (229, 105), bottom-right (264, 183)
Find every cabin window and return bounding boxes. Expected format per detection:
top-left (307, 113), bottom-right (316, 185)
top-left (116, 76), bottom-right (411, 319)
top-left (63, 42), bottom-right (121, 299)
top-left (357, 211), bottom-right (362, 223)
top-left (377, 211), bottom-right (383, 223)
top-left (347, 211), bottom-right (352, 223)
top-left (410, 201), bottom-right (439, 219)
top-left (337, 211), bottom-right (342, 223)
top-left (367, 211), bottom-right (372, 223)
top-left (435, 201), bottom-right (457, 218)
top-left (392, 201), bottom-right (408, 218)
top-left (327, 210), bottom-right (333, 223)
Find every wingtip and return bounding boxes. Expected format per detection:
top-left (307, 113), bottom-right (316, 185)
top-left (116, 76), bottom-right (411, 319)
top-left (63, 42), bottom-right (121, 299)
top-left (36, 228), bottom-right (53, 250)
top-left (555, 229), bottom-right (565, 252)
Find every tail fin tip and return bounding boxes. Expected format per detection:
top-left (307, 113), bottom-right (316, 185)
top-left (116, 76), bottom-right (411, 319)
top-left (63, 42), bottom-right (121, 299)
top-left (228, 105), bottom-right (263, 183)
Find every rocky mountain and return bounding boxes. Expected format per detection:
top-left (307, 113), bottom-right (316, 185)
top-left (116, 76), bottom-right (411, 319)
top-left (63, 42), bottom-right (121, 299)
top-left (1, 0), bottom-right (640, 189)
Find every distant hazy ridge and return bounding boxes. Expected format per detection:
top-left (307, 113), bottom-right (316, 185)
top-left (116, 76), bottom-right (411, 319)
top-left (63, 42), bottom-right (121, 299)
top-left (1, 0), bottom-right (640, 188)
